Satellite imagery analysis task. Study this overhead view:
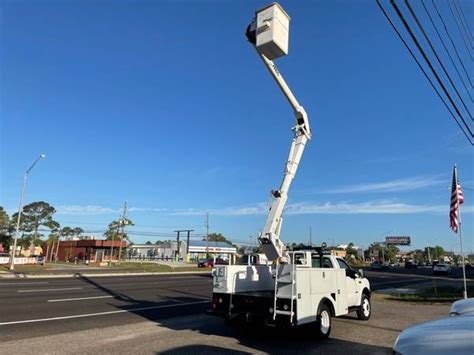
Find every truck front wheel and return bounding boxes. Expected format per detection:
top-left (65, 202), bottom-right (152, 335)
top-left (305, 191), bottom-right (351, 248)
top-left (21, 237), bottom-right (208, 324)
top-left (356, 294), bottom-right (371, 320)
top-left (315, 303), bottom-right (332, 339)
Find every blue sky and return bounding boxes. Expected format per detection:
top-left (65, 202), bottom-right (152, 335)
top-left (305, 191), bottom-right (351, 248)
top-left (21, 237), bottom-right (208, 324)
top-left (1, 0), bottom-right (472, 253)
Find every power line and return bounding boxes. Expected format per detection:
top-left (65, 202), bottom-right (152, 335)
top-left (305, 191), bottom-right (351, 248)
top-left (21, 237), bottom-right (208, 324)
top-left (420, 0), bottom-right (473, 102)
top-left (404, 0), bottom-right (473, 119)
top-left (391, 0), bottom-right (473, 140)
top-left (431, 0), bottom-right (473, 89)
top-left (447, 0), bottom-right (474, 59)
top-left (453, 0), bottom-right (474, 43)
top-left (389, 0), bottom-right (472, 139)
top-left (454, 0), bottom-right (473, 41)
top-left (58, 221), bottom-right (202, 229)
top-left (376, 0), bottom-right (473, 144)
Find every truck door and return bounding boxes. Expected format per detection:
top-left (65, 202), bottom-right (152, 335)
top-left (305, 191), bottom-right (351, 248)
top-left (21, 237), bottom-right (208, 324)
top-left (336, 258), bottom-right (358, 307)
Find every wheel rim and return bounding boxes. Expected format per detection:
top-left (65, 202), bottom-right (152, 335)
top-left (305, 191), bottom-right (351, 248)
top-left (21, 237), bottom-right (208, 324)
top-left (363, 298), bottom-right (370, 317)
top-left (320, 310), bottom-right (330, 334)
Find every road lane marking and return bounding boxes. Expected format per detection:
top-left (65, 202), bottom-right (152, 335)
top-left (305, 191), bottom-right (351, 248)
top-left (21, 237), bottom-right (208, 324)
top-left (0, 300), bottom-right (211, 326)
top-left (17, 287), bottom-right (83, 293)
top-left (47, 295), bottom-right (114, 302)
top-left (0, 282), bottom-right (49, 286)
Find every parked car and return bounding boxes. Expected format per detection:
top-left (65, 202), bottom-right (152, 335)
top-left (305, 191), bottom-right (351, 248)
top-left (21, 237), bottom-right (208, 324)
top-left (31, 255), bottom-right (45, 265)
top-left (393, 298), bottom-right (474, 354)
top-left (197, 258), bottom-right (228, 268)
top-left (450, 298), bottom-right (474, 316)
top-left (404, 260), bottom-right (418, 269)
top-left (370, 261), bottom-right (388, 271)
top-left (433, 263), bottom-right (451, 275)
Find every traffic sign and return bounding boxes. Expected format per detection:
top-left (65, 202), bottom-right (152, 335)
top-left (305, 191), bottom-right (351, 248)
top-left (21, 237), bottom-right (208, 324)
top-left (385, 236), bottom-right (411, 246)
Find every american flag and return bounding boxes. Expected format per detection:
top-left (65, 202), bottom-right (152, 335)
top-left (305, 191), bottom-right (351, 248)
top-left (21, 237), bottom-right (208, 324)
top-left (450, 165), bottom-right (464, 233)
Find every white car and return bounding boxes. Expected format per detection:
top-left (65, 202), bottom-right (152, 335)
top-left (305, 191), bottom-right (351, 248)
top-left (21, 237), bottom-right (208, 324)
top-left (433, 263), bottom-right (451, 274)
top-left (393, 298), bottom-right (474, 354)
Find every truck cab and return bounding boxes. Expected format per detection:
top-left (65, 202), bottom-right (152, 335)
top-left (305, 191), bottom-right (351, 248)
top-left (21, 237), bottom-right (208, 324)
top-left (290, 251), bottom-right (370, 311)
top-left (237, 253), bottom-right (270, 266)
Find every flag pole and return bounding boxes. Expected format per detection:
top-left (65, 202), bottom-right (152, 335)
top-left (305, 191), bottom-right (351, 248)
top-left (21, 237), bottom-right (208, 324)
top-left (458, 207), bottom-right (468, 299)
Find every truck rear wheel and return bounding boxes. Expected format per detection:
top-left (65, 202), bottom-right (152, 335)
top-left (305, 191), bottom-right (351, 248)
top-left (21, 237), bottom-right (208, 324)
top-left (315, 303), bottom-right (331, 339)
top-left (356, 294), bottom-right (371, 320)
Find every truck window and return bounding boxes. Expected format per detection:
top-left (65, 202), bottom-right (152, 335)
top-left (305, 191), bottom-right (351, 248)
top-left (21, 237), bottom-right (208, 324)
top-left (293, 253), bottom-right (307, 265)
top-left (337, 258), bottom-right (351, 270)
top-left (311, 256), bottom-right (334, 268)
top-left (323, 258), bottom-right (334, 268)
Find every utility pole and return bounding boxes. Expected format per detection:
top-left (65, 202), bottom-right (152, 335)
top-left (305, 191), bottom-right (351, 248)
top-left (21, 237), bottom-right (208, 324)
top-left (185, 230), bottom-right (194, 255)
top-left (309, 226), bottom-right (312, 246)
top-left (109, 223), bottom-right (119, 266)
top-left (427, 245), bottom-right (431, 264)
top-left (54, 229), bottom-right (61, 262)
top-left (174, 229), bottom-right (194, 262)
top-left (118, 201), bottom-right (128, 263)
top-left (10, 154), bottom-right (46, 270)
top-left (110, 203), bottom-right (126, 266)
top-left (206, 212), bottom-right (210, 259)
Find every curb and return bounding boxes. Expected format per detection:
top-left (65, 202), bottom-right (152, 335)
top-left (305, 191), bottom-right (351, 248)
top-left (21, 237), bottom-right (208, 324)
top-left (0, 270), bottom-right (212, 279)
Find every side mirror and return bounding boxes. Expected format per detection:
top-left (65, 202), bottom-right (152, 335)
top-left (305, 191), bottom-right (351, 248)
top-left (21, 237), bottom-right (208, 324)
top-left (358, 269), bottom-right (364, 278)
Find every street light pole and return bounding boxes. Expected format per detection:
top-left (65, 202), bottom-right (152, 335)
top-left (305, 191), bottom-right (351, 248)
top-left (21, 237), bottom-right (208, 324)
top-left (10, 154), bottom-right (46, 270)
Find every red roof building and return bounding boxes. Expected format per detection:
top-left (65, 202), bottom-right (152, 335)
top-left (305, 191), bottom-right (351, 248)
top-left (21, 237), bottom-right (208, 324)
top-left (54, 239), bottom-right (127, 262)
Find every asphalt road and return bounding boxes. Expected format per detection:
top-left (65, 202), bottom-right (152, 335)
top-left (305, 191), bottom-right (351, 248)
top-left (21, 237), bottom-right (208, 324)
top-left (0, 270), bottom-right (468, 353)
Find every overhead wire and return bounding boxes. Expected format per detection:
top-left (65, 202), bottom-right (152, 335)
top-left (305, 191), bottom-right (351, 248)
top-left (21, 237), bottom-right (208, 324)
top-left (447, 0), bottom-right (474, 59)
top-left (420, 0), bottom-right (473, 102)
top-left (454, 0), bottom-right (473, 41)
top-left (431, 0), bottom-right (473, 89)
top-left (389, 0), bottom-right (473, 138)
top-left (376, 0), bottom-right (473, 144)
top-left (453, 0), bottom-right (474, 43)
top-left (404, 0), bottom-right (473, 119)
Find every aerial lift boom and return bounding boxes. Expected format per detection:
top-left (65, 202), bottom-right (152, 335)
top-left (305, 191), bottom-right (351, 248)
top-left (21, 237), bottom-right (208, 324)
top-left (246, 15), bottom-right (312, 262)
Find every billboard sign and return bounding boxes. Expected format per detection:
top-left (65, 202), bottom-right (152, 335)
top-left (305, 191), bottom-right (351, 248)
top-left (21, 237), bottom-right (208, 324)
top-left (385, 236), bottom-right (411, 246)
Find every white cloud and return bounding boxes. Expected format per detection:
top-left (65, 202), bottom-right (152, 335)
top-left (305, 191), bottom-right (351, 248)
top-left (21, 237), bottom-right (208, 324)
top-left (52, 200), bottom-right (473, 216)
top-left (56, 205), bottom-right (118, 215)
top-left (284, 201), bottom-right (445, 215)
top-left (129, 201), bottom-right (472, 216)
top-left (320, 176), bottom-right (445, 194)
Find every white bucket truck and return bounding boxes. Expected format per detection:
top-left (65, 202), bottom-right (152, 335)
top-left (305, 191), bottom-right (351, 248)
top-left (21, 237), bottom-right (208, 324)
top-left (211, 3), bottom-right (371, 338)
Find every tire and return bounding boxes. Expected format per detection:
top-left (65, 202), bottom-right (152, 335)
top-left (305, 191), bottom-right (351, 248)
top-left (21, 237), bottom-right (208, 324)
top-left (356, 294), bottom-right (371, 320)
top-left (225, 314), bottom-right (244, 328)
top-left (315, 303), bottom-right (332, 339)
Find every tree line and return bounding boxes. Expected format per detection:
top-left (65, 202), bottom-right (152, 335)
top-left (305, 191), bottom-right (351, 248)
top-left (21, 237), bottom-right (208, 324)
top-left (0, 202), bottom-right (133, 255)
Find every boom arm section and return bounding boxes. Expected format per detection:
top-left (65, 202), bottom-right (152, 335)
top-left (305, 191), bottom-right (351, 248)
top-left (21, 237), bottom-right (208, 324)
top-left (256, 52), bottom-right (312, 262)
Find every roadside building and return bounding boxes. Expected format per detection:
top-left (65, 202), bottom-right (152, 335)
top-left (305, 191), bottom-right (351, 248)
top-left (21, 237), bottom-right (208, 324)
top-left (330, 249), bottom-right (346, 258)
top-left (127, 240), bottom-right (238, 262)
top-left (443, 251), bottom-right (455, 263)
top-left (187, 241), bottom-right (237, 262)
top-left (56, 239), bottom-right (126, 262)
top-left (128, 241), bottom-right (186, 261)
